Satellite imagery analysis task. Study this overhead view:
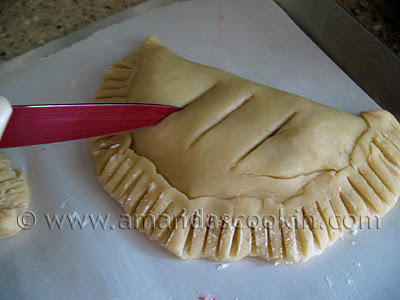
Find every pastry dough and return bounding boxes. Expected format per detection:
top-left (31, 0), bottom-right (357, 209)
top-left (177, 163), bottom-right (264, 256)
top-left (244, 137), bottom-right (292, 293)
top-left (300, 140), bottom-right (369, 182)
top-left (89, 36), bottom-right (400, 263)
top-left (0, 153), bottom-right (30, 239)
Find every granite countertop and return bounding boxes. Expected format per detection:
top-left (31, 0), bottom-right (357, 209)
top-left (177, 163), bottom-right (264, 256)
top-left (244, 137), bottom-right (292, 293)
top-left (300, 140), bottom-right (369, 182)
top-left (0, 0), bottom-right (147, 62)
top-left (0, 0), bottom-right (399, 63)
top-left (335, 0), bottom-right (399, 55)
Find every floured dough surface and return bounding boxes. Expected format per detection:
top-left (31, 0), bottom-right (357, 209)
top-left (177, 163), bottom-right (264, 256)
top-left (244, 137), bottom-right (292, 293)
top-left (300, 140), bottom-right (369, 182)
top-left (89, 36), bottom-right (400, 263)
top-left (0, 153), bottom-right (30, 239)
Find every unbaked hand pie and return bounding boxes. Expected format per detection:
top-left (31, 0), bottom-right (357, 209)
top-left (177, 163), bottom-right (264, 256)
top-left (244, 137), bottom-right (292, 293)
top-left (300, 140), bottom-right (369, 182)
top-left (89, 35), bottom-right (400, 263)
top-left (0, 153), bottom-right (30, 239)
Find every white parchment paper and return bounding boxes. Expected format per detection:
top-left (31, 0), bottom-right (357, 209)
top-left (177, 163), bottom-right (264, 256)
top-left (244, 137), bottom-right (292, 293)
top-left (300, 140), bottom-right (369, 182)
top-left (0, 0), bottom-right (399, 298)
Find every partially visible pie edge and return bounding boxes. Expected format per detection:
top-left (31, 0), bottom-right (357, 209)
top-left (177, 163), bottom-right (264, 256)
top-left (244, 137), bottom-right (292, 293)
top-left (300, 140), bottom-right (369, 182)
top-left (89, 35), bottom-right (400, 263)
top-left (0, 153), bottom-right (30, 239)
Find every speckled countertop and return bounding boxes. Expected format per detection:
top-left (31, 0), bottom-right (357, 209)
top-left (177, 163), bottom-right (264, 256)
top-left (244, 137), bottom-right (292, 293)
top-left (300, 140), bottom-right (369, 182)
top-left (0, 0), bottom-right (399, 63)
top-left (0, 0), bottom-right (147, 62)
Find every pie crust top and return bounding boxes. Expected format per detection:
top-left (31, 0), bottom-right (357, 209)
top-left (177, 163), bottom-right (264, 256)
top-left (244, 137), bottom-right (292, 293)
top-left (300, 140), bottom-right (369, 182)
top-left (89, 36), bottom-right (400, 263)
top-left (0, 153), bottom-right (30, 239)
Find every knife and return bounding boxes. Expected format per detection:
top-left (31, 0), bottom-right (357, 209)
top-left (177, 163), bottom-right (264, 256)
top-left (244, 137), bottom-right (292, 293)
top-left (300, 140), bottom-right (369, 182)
top-left (0, 100), bottom-right (180, 148)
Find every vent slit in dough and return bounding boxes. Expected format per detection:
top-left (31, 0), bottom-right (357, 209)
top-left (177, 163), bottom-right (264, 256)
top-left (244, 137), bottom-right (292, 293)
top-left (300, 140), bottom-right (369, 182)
top-left (231, 110), bottom-right (297, 169)
top-left (182, 80), bottom-right (220, 110)
top-left (188, 91), bottom-right (253, 148)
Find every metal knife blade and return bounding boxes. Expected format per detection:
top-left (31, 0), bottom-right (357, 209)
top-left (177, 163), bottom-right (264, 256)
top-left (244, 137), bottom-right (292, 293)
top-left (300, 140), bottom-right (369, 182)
top-left (0, 103), bottom-right (180, 148)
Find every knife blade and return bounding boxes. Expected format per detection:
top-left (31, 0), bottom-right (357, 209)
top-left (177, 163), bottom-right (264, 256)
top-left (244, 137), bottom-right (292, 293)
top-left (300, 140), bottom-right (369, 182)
top-left (0, 103), bottom-right (180, 148)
